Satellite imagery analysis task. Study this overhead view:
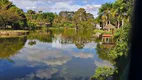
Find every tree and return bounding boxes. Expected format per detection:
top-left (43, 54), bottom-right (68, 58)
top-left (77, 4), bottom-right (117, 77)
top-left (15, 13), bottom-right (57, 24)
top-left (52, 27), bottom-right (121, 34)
top-left (72, 8), bottom-right (95, 29)
top-left (0, 0), bottom-right (27, 29)
top-left (73, 8), bottom-right (87, 28)
top-left (27, 10), bottom-right (36, 14)
top-left (46, 13), bottom-right (56, 27)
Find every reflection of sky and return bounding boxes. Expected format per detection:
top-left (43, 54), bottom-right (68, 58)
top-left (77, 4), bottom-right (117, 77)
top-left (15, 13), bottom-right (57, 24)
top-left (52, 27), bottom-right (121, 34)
top-left (0, 37), bottom-right (112, 80)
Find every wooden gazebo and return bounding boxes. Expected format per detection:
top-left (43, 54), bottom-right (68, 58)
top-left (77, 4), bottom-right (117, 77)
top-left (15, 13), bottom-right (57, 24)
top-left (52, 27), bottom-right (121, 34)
top-left (102, 34), bottom-right (114, 44)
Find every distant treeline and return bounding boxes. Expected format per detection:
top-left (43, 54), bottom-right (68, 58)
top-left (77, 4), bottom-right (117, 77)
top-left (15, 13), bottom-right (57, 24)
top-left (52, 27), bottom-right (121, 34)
top-left (0, 0), bottom-right (95, 30)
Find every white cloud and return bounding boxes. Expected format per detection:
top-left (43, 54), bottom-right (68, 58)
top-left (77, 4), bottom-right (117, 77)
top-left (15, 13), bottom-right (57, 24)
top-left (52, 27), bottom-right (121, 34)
top-left (10, 0), bottom-right (37, 10)
top-left (9, 0), bottom-right (101, 17)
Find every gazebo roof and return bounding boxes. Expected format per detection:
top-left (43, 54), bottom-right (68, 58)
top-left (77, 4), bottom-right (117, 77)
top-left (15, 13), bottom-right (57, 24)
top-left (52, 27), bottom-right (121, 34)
top-left (103, 24), bottom-right (116, 29)
top-left (102, 34), bottom-right (113, 37)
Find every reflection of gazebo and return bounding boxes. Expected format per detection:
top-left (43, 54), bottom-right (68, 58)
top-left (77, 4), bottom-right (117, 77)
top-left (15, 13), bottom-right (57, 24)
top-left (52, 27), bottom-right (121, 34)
top-left (102, 43), bottom-right (114, 48)
top-left (103, 24), bottom-right (116, 33)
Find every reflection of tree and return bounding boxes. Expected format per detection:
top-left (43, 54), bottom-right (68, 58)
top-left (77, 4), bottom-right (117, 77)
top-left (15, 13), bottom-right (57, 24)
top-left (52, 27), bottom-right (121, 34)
top-left (61, 29), bottom-right (75, 44)
top-left (96, 43), bottom-right (115, 63)
top-left (28, 30), bottom-right (53, 43)
top-left (0, 36), bottom-right (27, 59)
top-left (28, 40), bottom-right (36, 46)
top-left (113, 55), bottom-right (130, 80)
top-left (75, 42), bottom-right (84, 49)
top-left (57, 29), bottom-right (95, 49)
top-left (91, 66), bottom-right (114, 80)
top-left (96, 43), bottom-right (130, 80)
top-left (28, 29), bottom-right (95, 49)
top-left (73, 29), bottom-right (94, 49)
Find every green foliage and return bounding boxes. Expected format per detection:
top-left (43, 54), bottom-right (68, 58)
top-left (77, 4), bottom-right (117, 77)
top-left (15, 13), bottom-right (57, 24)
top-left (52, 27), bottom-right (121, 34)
top-left (26, 11), bottom-right (56, 29)
top-left (91, 66), bottom-right (114, 80)
top-left (94, 30), bottom-right (104, 34)
top-left (53, 8), bottom-right (95, 29)
top-left (96, 0), bottom-right (133, 28)
top-left (28, 40), bottom-right (36, 46)
top-left (27, 30), bottom-right (53, 43)
top-left (93, 0), bottom-right (133, 79)
top-left (0, 0), bottom-right (27, 29)
top-left (110, 23), bottom-right (130, 57)
top-left (73, 8), bottom-right (95, 29)
top-left (27, 10), bottom-right (36, 14)
top-left (0, 37), bottom-right (26, 59)
top-left (94, 29), bottom-right (112, 35)
top-left (27, 21), bottom-right (36, 30)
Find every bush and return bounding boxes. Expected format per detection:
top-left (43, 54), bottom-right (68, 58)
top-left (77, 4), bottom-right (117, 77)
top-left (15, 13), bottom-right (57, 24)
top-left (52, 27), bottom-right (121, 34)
top-left (94, 29), bottom-right (104, 34)
top-left (91, 66), bottom-right (115, 80)
top-left (27, 22), bottom-right (36, 30)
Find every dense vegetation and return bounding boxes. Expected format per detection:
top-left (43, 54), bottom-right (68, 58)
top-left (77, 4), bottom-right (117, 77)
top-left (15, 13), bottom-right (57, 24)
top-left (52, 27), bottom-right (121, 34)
top-left (25, 10), bottom-right (56, 29)
top-left (53, 8), bottom-right (95, 29)
top-left (0, 0), bottom-right (133, 79)
top-left (0, 36), bottom-right (27, 59)
top-left (91, 0), bottom-right (133, 80)
top-left (0, 0), bottom-right (27, 29)
top-left (95, 0), bottom-right (133, 28)
top-left (27, 29), bottom-right (94, 49)
top-left (0, 0), bottom-right (95, 30)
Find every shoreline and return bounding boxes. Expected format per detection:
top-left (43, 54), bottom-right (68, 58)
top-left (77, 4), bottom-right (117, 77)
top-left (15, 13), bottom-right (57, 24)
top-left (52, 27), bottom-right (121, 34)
top-left (0, 30), bottom-right (29, 36)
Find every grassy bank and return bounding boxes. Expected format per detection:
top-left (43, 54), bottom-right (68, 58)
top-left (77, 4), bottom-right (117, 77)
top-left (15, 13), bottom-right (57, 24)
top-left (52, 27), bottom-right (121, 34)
top-left (0, 30), bottom-right (29, 36)
top-left (49, 27), bottom-right (76, 30)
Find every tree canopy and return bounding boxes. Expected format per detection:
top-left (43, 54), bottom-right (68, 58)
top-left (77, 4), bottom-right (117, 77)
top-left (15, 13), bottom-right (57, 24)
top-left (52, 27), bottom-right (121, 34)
top-left (0, 0), bottom-right (27, 29)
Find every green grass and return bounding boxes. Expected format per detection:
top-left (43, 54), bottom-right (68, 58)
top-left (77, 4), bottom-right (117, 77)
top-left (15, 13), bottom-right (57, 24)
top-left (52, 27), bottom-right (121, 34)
top-left (94, 29), bottom-right (112, 34)
top-left (94, 29), bottom-right (104, 34)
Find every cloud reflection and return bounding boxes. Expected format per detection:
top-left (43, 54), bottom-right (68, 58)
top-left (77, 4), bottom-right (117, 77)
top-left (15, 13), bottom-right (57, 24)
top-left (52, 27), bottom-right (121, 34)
top-left (13, 48), bottom-right (71, 66)
top-left (36, 68), bottom-right (58, 79)
top-left (15, 68), bottom-right (58, 80)
top-left (94, 60), bottom-right (113, 68)
top-left (73, 53), bottom-right (94, 59)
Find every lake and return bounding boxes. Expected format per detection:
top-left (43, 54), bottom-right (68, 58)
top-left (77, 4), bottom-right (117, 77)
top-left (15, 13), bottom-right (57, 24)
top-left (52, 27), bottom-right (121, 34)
top-left (0, 29), bottom-right (115, 80)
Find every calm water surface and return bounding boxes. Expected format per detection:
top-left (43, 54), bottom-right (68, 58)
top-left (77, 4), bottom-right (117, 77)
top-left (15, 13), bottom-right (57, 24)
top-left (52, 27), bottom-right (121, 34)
top-left (0, 29), bottom-right (113, 80)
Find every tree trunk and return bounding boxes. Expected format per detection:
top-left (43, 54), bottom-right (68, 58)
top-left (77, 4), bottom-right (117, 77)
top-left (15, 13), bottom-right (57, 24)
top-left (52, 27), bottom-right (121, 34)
top-left (117, 21), bottom-right (120, 28)
top-left (50, 21), bottom-right (52, 27)
top-left (106, 21), bottom-right (108, 26)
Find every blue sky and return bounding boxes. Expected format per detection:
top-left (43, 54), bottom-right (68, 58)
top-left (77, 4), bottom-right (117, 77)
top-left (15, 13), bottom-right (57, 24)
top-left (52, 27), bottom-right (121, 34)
top-left (9, 0), bottom-right (115, 17)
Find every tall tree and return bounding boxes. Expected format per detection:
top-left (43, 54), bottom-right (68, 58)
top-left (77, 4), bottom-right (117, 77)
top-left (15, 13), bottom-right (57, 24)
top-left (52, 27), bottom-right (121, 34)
top-left (0, 0), bottom-right (27, 29)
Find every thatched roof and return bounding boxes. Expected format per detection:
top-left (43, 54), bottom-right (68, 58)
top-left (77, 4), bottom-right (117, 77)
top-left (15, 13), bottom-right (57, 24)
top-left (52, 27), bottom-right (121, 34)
top-left (103, 24), bottom-right (116, 29)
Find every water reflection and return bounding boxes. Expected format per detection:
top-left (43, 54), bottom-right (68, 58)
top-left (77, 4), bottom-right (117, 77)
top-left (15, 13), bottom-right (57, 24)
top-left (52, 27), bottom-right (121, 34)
top-left (0, 29), bottom-right (113, 80)
top-left (93, 36), bottom-right (129, 80)
top-left (28, 40), bottom-right (36, 46)
top-left (0, 37), bottom-right (27, 59)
